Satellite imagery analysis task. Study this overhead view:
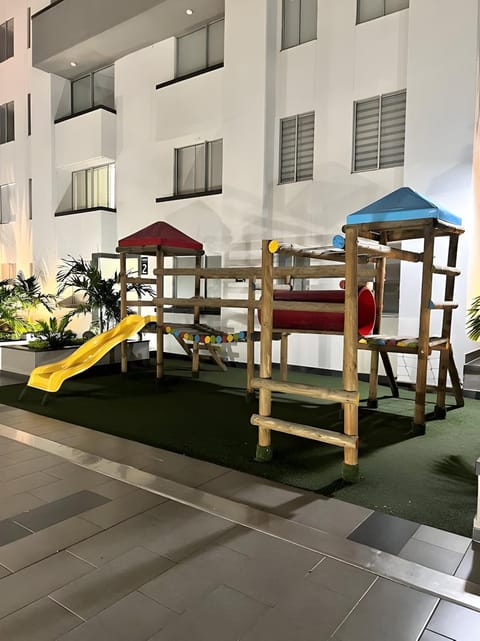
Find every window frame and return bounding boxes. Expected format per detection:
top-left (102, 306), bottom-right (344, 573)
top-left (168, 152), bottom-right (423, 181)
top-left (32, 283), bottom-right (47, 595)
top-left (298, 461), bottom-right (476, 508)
top-left (0, 182), bottom-right (15, 224)
top-left (71, 163), bottom-right (116, 211)
top-left (352, 89), bottom-right (406, 173)
top-left (278, 111), bottom-right (315, 184)
top-left (0, 17), bottom-right (14, 63)
top-left (356, 0), bottom-right (409, 25)
top-left (281, 0), bottom-right (317, 50)
top-left (0, 100), bottom-right (15, 144)
top-left (174, 139), bottom-right (223, 198)
top-left (71, 64), bottom-right (115, 115)
top-left (175, 18), bottom-right (224, 79)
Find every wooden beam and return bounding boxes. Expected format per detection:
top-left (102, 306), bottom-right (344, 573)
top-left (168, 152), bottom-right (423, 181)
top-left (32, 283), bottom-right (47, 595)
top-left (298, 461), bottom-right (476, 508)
top-left (250, 414), bottom-right (358, 449)
top-left (251, 378), bottom-right (359, 404)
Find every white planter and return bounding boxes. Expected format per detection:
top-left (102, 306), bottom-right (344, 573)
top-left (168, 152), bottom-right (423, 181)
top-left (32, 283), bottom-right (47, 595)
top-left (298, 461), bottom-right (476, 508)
top-left (1, 340), bottom-right (150, 377)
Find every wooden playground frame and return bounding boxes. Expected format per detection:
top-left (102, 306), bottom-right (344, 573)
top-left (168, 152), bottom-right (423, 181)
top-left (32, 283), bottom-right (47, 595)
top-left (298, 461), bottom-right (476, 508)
top-left (118, 216), bottom-right (464, 482)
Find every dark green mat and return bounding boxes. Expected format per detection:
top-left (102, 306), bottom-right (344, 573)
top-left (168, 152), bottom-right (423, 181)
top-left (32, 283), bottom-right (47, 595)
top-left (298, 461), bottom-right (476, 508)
top-left (0, 358), bottom-right (477, 537)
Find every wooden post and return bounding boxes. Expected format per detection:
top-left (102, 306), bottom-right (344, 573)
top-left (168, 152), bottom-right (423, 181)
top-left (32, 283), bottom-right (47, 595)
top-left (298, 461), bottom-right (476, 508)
top-left (156, 248), bottom-right (164, 380)
top-left (280, 333), bottom-right (288, 382)
top-left (413, 223), bottom-right (435, 433)
top-left (119, 251), bottom-right (128, 374)
top-left (435, 233), bottom-right (460, 417)
top-left (367, 231), bottom-right (387, 408)
top-left (342, 226), bottom-right (359, 482)
top-left (192, 254), bottom-right (202, 378)
top-left (255, 240), bottom-right (274, 462)
top-left (246, 277), bottom-right (256, 401)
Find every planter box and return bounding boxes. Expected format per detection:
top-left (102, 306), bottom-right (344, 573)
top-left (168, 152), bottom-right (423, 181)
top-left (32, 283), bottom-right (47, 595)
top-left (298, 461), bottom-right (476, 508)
top-left (1, 340), bottom-right (149, 377)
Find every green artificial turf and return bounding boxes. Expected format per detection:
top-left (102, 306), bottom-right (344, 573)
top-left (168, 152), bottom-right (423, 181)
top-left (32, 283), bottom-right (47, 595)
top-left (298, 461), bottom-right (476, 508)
top-left (0, 358), bottom-right (477, 537)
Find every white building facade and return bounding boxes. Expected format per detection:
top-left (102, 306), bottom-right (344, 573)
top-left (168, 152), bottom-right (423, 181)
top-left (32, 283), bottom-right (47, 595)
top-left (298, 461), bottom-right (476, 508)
top-left (0, 0), bottom-right (479, 378)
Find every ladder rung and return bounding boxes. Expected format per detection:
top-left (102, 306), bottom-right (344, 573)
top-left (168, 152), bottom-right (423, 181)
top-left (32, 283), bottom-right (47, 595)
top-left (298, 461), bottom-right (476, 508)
top-left (432, 265), bottom-right (461, 277)
top-left (429, 301), bottom-right (458, 310)
top-left (251, 378), bottom-right (358, 404)
top-left (250, 414), bottom-right (358, 448)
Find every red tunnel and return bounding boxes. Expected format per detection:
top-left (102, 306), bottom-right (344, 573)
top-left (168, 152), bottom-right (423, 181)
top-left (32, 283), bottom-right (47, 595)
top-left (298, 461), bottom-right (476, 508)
top-left (262, 287), bottom-right (376, 336)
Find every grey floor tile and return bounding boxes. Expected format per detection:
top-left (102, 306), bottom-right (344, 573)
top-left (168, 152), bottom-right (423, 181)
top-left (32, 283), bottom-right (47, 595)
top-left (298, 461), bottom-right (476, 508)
top-left (148, 585), bottom-right (268, 641)
top-left (139, 544), bottom-right (247, 613)
top-left (0, 516), bottom-right (101, 572)
top-left (44, 461), bottom-right (109, 484)
top-left (70, 512), bottom-right (173, 566)
top-left (0, 447), bottom-right (51, 466)
top-left (419, 631), bottom-right (455, 641)
top-left (0, 564), bottom-right (10, 578)
top-left (334, 578), bottom-right (437, 641)
top-left (0, 551), bottom-right (93, 619)
top-left (56, 591), bottom-right (177, 641)
top-left (30, 476), bottom-right (125, 502)
top-left (51, 546), bottom-right (174, 620)
top-left (0, 519), bottom-right (31, 546)
top-left (307, 557), bottom-right (376, 600)
top-left (80, 489), bottom-right (166, 529)
top-left (428, 600), bottom-right (480, 641)
top-left (399, 538), bottom-right (464, 574)
top-left (143, 501), bottom-right (236, 561)
top-left (0, 596), bottom-right (82, 641)
top-left (0, 454), bottom-right (64, 483)
top-left (455, 543), bottom-right (480, 584)
top-left (216, 525), bottom-right (322, 567)
top-left (348, 511), bottom-right (420, 555)
top-left (93, 479), bottom-right (137, 500)
top-left (413, 525), bottom-right (471, 555)
top-left (0, 491), bottom-right (46, 520)
top-left (0, 471), bottom-right (59, 499)
top-left (274, 495), bottom-right (373, 538)
top-left (14, 490), bottom-right (110, 531)
top-left (239, 577), bottom-right (358, 641)
top-left (141, 537), bottom-right (321, 612)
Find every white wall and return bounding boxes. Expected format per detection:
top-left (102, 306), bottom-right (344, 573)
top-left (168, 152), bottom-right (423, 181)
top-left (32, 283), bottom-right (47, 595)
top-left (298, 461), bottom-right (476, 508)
top-left (401, 0), bottom-right (479, 379)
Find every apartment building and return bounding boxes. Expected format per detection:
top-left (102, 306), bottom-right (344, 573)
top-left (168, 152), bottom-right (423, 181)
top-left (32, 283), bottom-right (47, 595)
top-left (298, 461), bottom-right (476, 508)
top-left (0, 0), bottom-right (479, 377)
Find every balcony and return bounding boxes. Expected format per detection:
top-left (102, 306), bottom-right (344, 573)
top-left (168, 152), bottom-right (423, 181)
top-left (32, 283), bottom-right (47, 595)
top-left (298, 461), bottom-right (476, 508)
top-left (55, 107), bottom-right (116, 169)
top-left (32, 0), bottom-right (224, 79)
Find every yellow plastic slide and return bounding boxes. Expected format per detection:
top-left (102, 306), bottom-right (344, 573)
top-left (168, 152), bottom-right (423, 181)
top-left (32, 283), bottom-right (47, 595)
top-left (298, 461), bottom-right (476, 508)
top-left (27, 314), bottom-right (156, 394)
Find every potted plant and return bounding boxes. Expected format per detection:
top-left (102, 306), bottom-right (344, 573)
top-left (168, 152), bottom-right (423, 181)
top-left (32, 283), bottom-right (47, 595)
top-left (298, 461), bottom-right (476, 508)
top-left (0, 272), bottom-right (55, 340)
top-left (28, 313), bottom-right (84, 351)
top-left (467, 295), bottom-right (480, 340)
top-left (56, 256), bottom-right (154, 334)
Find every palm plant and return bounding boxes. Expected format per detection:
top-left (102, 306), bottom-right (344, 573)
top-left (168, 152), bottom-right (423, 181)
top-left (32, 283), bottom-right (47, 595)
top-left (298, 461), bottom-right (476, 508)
top-left (57, 256), bottom-right (155, 334)
top-left (467, 295), bottom-right (480, 341)
top-left (0, 272), bottom-right (55, 338)
top-left (29, 313), bottom-right (79, 350)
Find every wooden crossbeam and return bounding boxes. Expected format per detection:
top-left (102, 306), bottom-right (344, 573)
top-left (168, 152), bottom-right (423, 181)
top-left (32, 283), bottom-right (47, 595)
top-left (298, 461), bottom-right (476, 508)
top-left (250, 378), bottom-right (359, 404)
top-left (250, 415), bottom-right (358, 449)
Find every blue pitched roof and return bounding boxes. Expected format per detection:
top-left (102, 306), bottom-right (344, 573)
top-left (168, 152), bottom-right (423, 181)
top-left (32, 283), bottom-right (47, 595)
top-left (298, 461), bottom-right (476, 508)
top-left (346, 187), bottom-right (462, 226)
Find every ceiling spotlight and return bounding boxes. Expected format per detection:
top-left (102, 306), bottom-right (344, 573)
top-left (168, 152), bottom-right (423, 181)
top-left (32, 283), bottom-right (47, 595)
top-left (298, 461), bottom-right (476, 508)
top-left (185, 8), bottom-right (193, 15)
top-left (69, 61), bottom-right (77, 67)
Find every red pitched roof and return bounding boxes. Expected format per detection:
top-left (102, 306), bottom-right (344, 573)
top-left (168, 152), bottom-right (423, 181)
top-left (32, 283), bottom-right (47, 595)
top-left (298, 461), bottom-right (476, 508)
top-left (118, 222), bottom-right (203, 252)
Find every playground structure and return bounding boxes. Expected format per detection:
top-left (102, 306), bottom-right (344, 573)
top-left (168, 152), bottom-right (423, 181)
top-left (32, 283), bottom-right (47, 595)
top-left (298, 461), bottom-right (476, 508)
top-left (117, 188), bottom-right (465, 481)
top-left (21, 188), bottom-right (465, 481)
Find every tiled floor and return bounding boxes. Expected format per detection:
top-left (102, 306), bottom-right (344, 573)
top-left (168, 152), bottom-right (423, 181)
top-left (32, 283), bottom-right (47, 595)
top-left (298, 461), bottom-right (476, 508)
top-left (0, 382), bottom-right (478, 639)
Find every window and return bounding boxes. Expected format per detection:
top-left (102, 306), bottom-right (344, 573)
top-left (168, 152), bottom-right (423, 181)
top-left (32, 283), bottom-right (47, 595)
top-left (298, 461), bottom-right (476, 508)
top-left (279, 112), bottom-right (314, 183)
top-left (27, 93), bottom-right (31, 135)
top-left (0, 101), bottom-right (14, 144)
top-left (357, 0), bottom-right (408, 25)
top-left (175, 139), bottom-right (223, 196)
top-left (0, 18), bottom-right (14, 63)
top-left (176, 19), bottom-right (224, 78)
top-left (352, 90), bottom-right (406, 172)
top-left (72, 164), bottom-right (115, 211)
top-left (27, 8), bottom-right (31, 49)
top-left (0, 183), bottom-right (15, 224)
top-left (282, 0), bottom-right (317, 49)
top-left (71, 65), bottom-right (114, 115)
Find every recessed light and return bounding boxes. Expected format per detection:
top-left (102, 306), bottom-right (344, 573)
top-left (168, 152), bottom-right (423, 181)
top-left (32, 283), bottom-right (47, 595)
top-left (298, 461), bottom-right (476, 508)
top-left (185, 8), bottom-right (193, 15)
top-left (69, 61), bottom-right (77, 67)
